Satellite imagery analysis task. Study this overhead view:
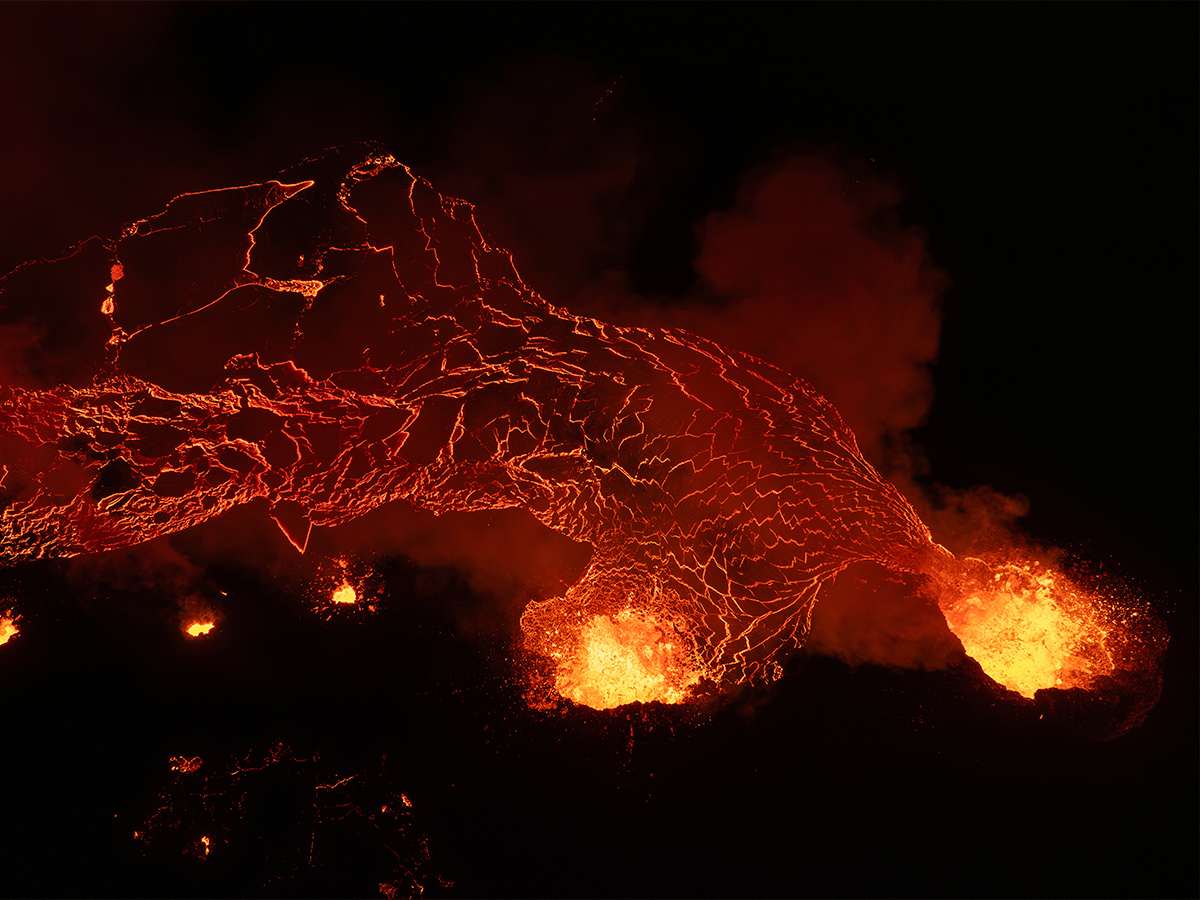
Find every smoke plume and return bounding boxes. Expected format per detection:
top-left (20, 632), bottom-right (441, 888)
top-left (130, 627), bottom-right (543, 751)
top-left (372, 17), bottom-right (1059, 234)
top-left (686, 153), bottom-right (946, 469)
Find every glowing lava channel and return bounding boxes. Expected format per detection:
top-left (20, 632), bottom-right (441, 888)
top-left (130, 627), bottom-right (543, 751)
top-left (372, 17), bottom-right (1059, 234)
top-left (185, 621), bottom-right (215, 637)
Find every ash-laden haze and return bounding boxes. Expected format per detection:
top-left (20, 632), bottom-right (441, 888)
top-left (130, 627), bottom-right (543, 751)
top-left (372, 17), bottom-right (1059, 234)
top-left (0, 146), bottom-right (1160, 713)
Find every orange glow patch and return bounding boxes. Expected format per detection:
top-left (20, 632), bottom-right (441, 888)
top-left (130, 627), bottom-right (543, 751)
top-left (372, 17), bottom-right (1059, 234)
top-left (555, 609), bottom-right (704, 710)
top-left (331, 581), bottom-right (357, 604)
top-left (937, 560), bottom-right (1114, 698)
top-left (307, 559), bottom-right (382, 622)
top-left (185, 621), bottom-right (215, 637)
top-left (0, 614), bottom-right (18, 646)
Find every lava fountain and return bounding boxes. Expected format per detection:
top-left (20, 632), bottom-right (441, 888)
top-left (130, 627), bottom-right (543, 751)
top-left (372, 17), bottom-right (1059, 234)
top-left (0, 145), bottom-right (1162, 716)
top-left (553, 608), bottom-right (704, 710)
top-left (931, 557), bottom-right (1114, 698)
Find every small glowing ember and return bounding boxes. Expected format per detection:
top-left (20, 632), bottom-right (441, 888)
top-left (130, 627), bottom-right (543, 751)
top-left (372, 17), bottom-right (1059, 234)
top-left (170, 756), bottom-right (203, 773)
top-left (555, 609), bottom-right (704, 710)
top-left (185, 621), bottom-right (215, 637)
top-left (331, 582), bottom-right (357, 604)
top-left (937, 559), bottom-right (1114, 699)
top-left (307, 559), bottom-right (381, 621)
top-left (0, 613), bottom-right (18, 646)
top-left (135, 744), bottom-right (440, 891)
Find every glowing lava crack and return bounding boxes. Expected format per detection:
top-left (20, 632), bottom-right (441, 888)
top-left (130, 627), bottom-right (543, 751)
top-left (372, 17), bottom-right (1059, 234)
top-left (0, 146), bottom-right (1147, 707)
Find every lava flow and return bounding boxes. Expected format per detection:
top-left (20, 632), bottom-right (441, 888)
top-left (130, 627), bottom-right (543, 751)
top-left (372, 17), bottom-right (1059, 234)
top-left (0, 145), bottom-right (1162, 714)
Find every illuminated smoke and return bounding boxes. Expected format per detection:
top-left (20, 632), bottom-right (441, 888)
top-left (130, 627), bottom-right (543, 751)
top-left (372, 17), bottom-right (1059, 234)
top-left (686, 153), bottom-right (946, 472)
top-left (420, 59), bottom-right (644, 314)
top-left (0, 145), bottom-right (1161, 712)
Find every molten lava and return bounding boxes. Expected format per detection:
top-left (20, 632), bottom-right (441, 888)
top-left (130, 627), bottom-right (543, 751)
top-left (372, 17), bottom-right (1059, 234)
top-left (0, 612), bottom-right (18, 646)
top-left (331, 582), bottom-right (357, 605)
top-left (0, 144), bottom-right (1162, 713)
top-left (936, 559), bottom-right (1114, 699)
top-left (555, 609), bottom-right (705, 709)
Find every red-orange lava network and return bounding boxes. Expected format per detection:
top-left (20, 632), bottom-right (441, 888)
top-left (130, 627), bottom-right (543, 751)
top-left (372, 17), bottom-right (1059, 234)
top-left (0, 146), bottom-right (1158, 709)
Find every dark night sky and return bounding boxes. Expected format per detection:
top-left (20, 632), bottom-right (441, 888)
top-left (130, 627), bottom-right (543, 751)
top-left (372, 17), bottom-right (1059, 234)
top-left (0, 4), bottom-right (1196, 898)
